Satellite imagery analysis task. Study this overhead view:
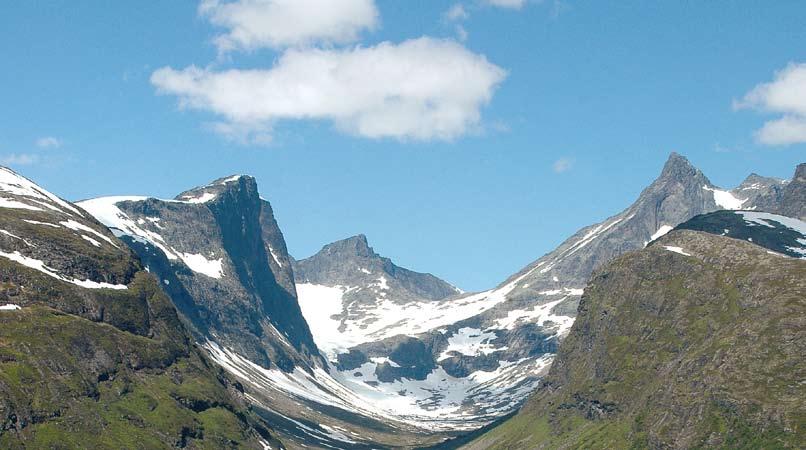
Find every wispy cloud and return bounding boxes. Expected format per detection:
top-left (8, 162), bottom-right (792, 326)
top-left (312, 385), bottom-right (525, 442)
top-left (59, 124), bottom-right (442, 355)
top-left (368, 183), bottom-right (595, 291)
top-left (484, 0), bottom-right (527, 10)
top-left (152, 37), bottom-right (507, 143)
top-left (199, 0), bottom-right (379, 53)
top-left (445, 4), bottom-right (469, 21)
top-left (735, 62), bottom-right (806, 146)
top-left (0, 153), bottom-right (40, 166)
top-left (35, 136), bottom-right (62, 149)
top-left (552, 157), bottom-right (574, 173)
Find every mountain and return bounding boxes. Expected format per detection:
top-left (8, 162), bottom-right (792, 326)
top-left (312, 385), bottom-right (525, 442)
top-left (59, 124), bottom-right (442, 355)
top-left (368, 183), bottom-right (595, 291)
top-left (292, 234), bottom-right (462, 357)
top-left (729, 173), bottom-right (787, 212)
top-left (0, 167), bottom-right (279, 448)
top-left (78, 175), bottom-right (323, 373)
top-left (465, 229), bottom-right (806, 449)
top-left (271, 153), bottom-right (782, 437)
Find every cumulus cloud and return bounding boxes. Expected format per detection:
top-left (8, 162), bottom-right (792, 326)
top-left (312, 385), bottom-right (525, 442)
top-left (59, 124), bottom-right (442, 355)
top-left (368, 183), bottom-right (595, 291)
top-left (35, 137), bottom-right (62, 149)
top-left (735, 62), bottom-right (806, 146)
top-left (151, 37), bottom-right (507, 142)
top-left (199, 0), bottom-right (379, 52)
top-left (552, 157), bottom-right (574, 173)
top-left (485, 0), bottom-right (527, 9)
top-left (0, 153), bottom-right (40, 166)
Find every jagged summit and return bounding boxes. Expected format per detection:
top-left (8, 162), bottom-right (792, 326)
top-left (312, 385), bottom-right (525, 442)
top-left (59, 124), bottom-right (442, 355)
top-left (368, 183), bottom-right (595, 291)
top-left (776, 162), bottom-right (806, 220)
top-left (175, 174), bottom-right (257, 204)
top-left (659, 152), bottom-right (704, 181)
top-left (294, 234), bottom-right (461, 301)
top-left (318, 233), bottom-right (375, 258)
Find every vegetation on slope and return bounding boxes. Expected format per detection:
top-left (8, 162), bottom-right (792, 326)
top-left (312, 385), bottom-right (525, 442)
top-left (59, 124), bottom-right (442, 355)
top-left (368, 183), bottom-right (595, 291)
top-left (467, 230), bottom-right (805, 449)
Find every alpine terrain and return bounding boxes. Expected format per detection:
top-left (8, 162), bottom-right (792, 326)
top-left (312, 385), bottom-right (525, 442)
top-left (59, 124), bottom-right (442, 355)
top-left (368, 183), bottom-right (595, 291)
top-left (0, 167), bottom-right (279, 449)
top-left (1, 154), bottom-right (802, 449)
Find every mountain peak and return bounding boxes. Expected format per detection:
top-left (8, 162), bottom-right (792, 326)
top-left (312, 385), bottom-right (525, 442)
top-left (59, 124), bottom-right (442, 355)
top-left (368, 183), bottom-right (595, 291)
top-left (795, 163), bottom-right (806, 182)
top-left (659, 152), bottom-right (700, 181)
top-left (175, 174), bottom-right (257, 204)
top-left (321, 234), bottom-right (375, 258)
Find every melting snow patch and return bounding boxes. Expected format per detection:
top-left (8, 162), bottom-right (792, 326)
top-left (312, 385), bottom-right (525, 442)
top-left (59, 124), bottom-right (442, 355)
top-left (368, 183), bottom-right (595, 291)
top-left (181, 192), bottom-right (217, 204)
top-left (60, 220), bottom-right (118, 248)
top-left (0, 198), bottom-right (43, 211)
top-left (23, 219), bottom-right (60, 228)
top-left (268, 246), bottom-right (284, 268)
top-left (650, 225), bottom-right (674, 241)
top-left (0, 250), bottom-right (127, 289)
top-left (736, 212), bottom-right (806, 235)
top-left (81, 235), bottom-right (102, 247)
top-left (438, 327), bottom-right (502, 361)
top-left (703, 185), bottom-right (747, 210)
top-left (179, 253), bottom-right (224, 278)
top-left (0, 304), bottom-right (21, 311)
top-left (0, 167), bottom-right (83, 216)
top-left (663, 246), bottom-right (691, 256)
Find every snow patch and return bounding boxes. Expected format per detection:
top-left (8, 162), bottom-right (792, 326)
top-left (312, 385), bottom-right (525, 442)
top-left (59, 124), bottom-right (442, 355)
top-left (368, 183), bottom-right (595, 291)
top-left (0, 167), bottom-right (83, 216)
top-left (23, 219), bottom-right (59, 228)
top-left (0, 304), bottom-right (21, 311)
top-left (178, 252), bottom-right (224, 278)
top-left (703, 185), bottom-right (747, 210)
top-left (180, 192), bottom-right (217, 204)
top-left (663, 246), bottom-right (692, 256)
top-left (650, 225), bottom-right (674, 241)
top-left (736, 211), bottom-right (806, 235)
top-left (0, 250), bottom-right (128, 289)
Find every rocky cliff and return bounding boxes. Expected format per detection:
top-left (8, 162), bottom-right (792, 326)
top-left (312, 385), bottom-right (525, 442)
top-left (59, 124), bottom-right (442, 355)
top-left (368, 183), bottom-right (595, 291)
top-left (79, 175), bottom-right (323, 372)
top-left (0, 167), bottom-right (279, 449)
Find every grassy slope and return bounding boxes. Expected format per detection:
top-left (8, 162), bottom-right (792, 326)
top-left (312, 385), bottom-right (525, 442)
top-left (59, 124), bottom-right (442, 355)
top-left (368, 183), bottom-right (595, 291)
top-left (0, 204), bottom-right (281, 448)
top-left (467, 231), bottom-right (805, 449)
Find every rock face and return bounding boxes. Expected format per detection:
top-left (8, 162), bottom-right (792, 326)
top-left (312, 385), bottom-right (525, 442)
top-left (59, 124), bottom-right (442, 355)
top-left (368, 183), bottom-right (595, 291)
top-left (467, 230), bottom-right (806, 449)
top-left (0, 167), bottom-right (279, 449)
top-left (730, 172), bottom-right (788, 212)
top-left (294, 234), bottom-right (461, 302)
top-left (79, 175), bottom-right (323, 372)
top-left (776, 163), bottom-right (806, 220)
top-left (293, 234), bottom-right (461, 358)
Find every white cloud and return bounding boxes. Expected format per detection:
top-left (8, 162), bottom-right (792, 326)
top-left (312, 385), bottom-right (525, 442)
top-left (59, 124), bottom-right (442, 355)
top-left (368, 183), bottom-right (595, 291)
top-left (735, 62), bottom-right (806, 146)
top-left (1, 154), bottom-right (40, 166)
top-left (35, 137), bottom-right (61, 149)
top-left (199, 0), bottom-right (379, 52)
top-left (151, 37), bottom-right (507, 142)
top-left (484, 0), bottom-right (527, 9)
top-left (552, 157), bottom-right (574, 173)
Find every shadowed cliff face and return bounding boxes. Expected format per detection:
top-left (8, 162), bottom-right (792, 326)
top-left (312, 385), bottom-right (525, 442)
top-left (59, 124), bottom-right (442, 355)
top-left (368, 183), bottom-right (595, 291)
top-left (777, 163), bottom-right (806, 221)
top-left (80, 175), bottom-right (323, 372)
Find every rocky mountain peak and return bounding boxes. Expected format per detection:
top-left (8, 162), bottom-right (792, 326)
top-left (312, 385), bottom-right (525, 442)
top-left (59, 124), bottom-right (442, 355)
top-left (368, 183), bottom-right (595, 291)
top-left (794, 163), bottom-right (806, 182)
top-left (321, 234), bottom-right (375, 259)
top-left (738, 172), bottom-right (778, 187)
top-left (174, 174), bottom-right (258, 205)
top-left (777, 162), bottom-right (806, 220)
top-left (658, 152), bottom-right (703, 182)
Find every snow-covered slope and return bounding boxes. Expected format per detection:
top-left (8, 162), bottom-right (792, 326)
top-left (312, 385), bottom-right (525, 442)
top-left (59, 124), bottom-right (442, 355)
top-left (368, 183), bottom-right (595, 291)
top-left (0, 166), bottom-right (135, 290)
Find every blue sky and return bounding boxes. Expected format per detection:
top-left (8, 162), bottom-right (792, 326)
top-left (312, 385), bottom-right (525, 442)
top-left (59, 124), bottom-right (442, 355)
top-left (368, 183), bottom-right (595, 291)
top-left (1, 1), bottom-right (804, 291)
